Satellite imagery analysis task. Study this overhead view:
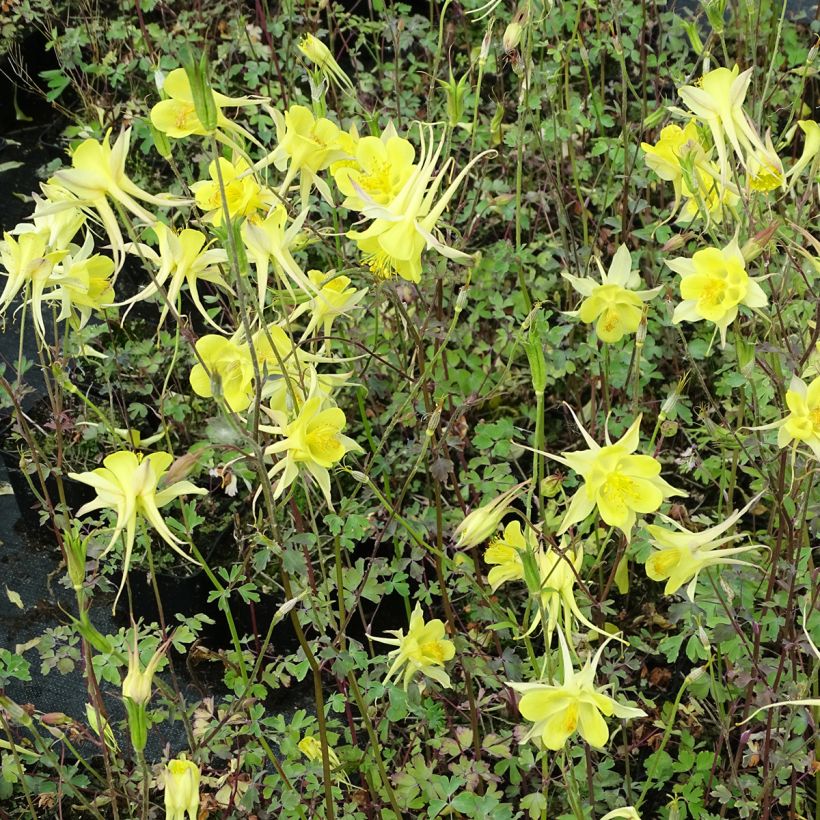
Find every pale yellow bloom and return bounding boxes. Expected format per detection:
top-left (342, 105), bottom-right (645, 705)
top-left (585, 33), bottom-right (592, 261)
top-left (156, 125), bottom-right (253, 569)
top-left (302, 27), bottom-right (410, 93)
top-left (563, 244), bottom-right (662, 343)
top-left (123, 629), bottom-right (166, 705)
top-left (788, 120), bottom-right (820, 184)
top-left (266, 104), bottom-right (348, 204)
top-left (298, 33), bottom-right (353, 90)
top-left (13, 183), bottom-right (85, 250)
top-left (746, 130), bottom-right (785, 192)
top-left (289, 269), bottom-right (368, 346)
top-left (0, 230), bottom-right (65, 336)
top-left (545, 410), bottom-right (686, 541)
top-left (775, 375), bottom-right (820, 459)
top-left (641, 120), bottom-right (705, 208)
top-left (261, 382), bottom-right (362, 505)
top-left (52, 129), bottom-right (183, 266)
top-left (164, 758), bottom-right (200, 820)
top-left (240, 204), bottom-right (311, 305)
top-left (69, 451), bottom-right (206, 604)
top-left (191, 156), bottom-right (274, 226)
top-left (122, 626), bottom-right (168, 752)
top-left (678, 65), bottom-right (779, 185)
top-left (644, 495), bottom-right (762, 599)
top-left (373, 602), bottom-right (455, 691)
top-left (484, 520), bottom-right (530, 591)
top-left (150, 67), bottom-right (261, 141)
top-left (332, 124), bottom-right (416, 211)
top-left (667, 236), bottom-right (768, 348)
top-left (486, 521), bottom-right (609, 645)
top-left (189, 335), bottom-right (255, 413)
top-left (45, 231), bottom-right (115, 329)
top-left (123, 224), bottom-right (230, 330)
top-left (509, 631), bottom-right (645, 750)
top-left (298, 735), bottom-right (341, 768)
top-left (348, 126), bottom-right (489, 282)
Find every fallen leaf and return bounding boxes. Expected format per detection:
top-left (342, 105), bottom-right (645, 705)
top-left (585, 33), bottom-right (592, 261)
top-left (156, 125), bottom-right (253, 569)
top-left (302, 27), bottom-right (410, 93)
top-left (5, 586), bottom-right (24, 609)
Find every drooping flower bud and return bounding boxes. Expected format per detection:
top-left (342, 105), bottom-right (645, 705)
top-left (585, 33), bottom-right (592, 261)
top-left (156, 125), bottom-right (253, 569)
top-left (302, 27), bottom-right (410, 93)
top-left (454, 482), bottom-right (527, 548)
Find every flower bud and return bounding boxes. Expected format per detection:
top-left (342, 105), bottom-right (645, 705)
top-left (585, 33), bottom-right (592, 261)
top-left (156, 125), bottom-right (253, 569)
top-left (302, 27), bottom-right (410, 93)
top-left (479, 24), bottom-right (493, 67)
top-left (661, 232), bottom-right (691, 253)
top-left (122, 627), bottom-right (167, 752)
top-left (685, 665), bottom-right (707, 685)
top-left (704, 0), bottom-right (727, 34)
top-left (454, 483), bottom-right (526, 548)
top-left (503, 22), bottom-right (522, 53)
top-left (149, 122), bottom-right (172, 159)
top-left (740, 222), bottom-right (779, 263)
top-left (490, 103), bottom-right (505, 146)
top-left (540, 474), bottom-right (562, 498)
top-left (181, 49), bottom-right (218, 133)
top-left (63, 522), bottom-right (89, 593)
top-left (680, 20), bottom-right (704, 56)
top-left (164, 757), bottom-right (200, 820)
top-left (522, 310), bottom-right (548, 394)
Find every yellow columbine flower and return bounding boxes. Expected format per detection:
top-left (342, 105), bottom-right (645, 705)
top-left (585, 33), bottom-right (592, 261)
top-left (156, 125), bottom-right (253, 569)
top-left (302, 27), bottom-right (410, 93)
top-left (298, 33), bottom-right (353, 91)
top-left (150, 67), bottom-right (260, 141)
top-left (267, 104), bottom-right (347, 204)
top-left (191, 156), bottom-right (273, 226)
top-left (189, 335), bottom-right (255, 413)
top-left (545, 410), bottom-right (686, 541)
top-left (484, 520), bottom-right (530, 591)
top-left (774, 375), bottom-right (820, 459)
top-left (0, 231), bottom-right (65, 336)
top-left (667, 237), bottom-right (768, 348)
top-left (486, 521), bottom-right (609, 645)
top-left (509, 631), bottom-right (645, 751)
top-left (373, 602), bottom-right (456, 691)
top-left (226, 323), bottom-right (340, 415)
top-left (601, 808), bottom-right (641, 820)
top-left (123, 224), bottom-right (230, 330)
top-left (261, 384), bottom-right (362, 505)
top-left (644, 495), bottom-right (762, 599)
top-left (563, 244), bottom-right (662, 343)
top-left (241, 204), bottom-right (311, 304)
top-left (69, 451), bottom-right (206, 605)
top-left (332, 124), bottom-right (416, 211)
top-left (787, 119), bottom-right (820, 185)
top-left (455, 483), bottom-right (527, 549)
top-left (164, 757), bottom-right (200, 820)
top-left (640, 120), bottom-right (705, 209)
top-left (289, 269), bottom-right (368, 345)
top-left (52, 129), bottom-right (182, 266)
top-left (46, 232), bottom-right (115, 329)
top-left (15, 182), bottom-right (85, 250)
top-left (298, 734), bottom-right (341, 768)
top-left (677, 163), bottom-right (739, 224)
top-left (746, 130), bottom-right (784, 192)
top-left (677, 65), bottom-right (778, 185)
top-left (347, 126), bottom-right (490, 282)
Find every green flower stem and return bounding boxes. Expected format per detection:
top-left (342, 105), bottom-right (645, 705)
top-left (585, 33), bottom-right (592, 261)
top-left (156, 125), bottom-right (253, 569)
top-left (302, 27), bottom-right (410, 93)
top-left (636, 660), bottom-right (712, 810)
top-left (137, 747), bottom-right (150, 820)
top-left (346, 672), bottom-right (403, 815)
top-left (187, 541), bottom-right (250, 687)
top-left (0, 709), bottom-right (38, 819)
